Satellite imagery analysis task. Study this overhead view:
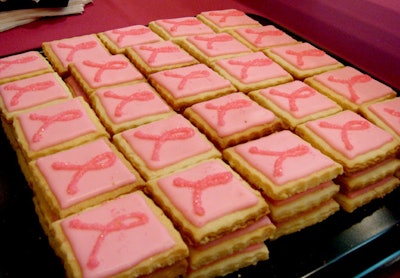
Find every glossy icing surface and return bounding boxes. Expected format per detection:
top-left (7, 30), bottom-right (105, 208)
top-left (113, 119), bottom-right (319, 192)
top-left (190, 92), bottom-right (276, 137)
top-left (36, 138), bottom-right (138, 208)
top-left (367, 97), bottom-right (400, 137)
top-left (234, 130), bottom-right (337, 185)
top-left (306, 110), bottom-right (394, 159)
top-left (60, 192), bottom-right (177, 278)
top-left (157, 159), bottom-right (259, 227)
top-left (235, 25), bottom-right (297, 48)
top-left (0, 51), bottom-right (52, 79)
top-left (155, 17), bottom-right (214, 37)
top-left (103, 25), bottom-right (162, 48)
top-left (200, 9), bottom-right (260, 28)
top-left (121, 114), bottom-right (214, 170)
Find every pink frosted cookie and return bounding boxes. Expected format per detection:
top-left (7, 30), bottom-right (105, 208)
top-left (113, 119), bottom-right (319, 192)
top-left (360, 97), bottom-right (400, 142)
top-left (42, 34), bottom-right (111, 77)
top-left (211, 51), bottom-right (293, 93)
top-left (69, 53), bottom-right (145, 95)
top-left (305, 66), bottom-right (397, 111)
top-left (113, 114), bottom-right (220, 180)
top-left (97, 25), bottom-right (163, 54)
top-left (146, 158), bottom-right (269, 245)
top-left (13, 97), bottom-right (108, 161)
top-left (63, 75), bottom-right (88, 101)
top-left (184, 92), bottom-right (284, 149)
top-left (296, 110), bottom-right (400, 174)
top-left (148, 63), bottom-right (236, 111)
top-left (0, 51), bottom-right (53, 85)
top-left (180, 32), bottom-right (252, 65)
top-left (223, 130), bottom-right (343, 200)
top-left (30, 138), bottom-right (144, 231)
top-left (265, 42), bottom-right (343, 79)
top-left (197, 9), bottom-right (261, 33)
top-left (148, 16), bottom-right (215, 42)
top-left (249, 80), bottom-right (342, 130)
top-left (50, 191), bottom-right (189, 278)
top-left (125, 40), bottom-right (198, 76)
top-left (232, 25), bottom-right (298, 51)
top-left (90, 81), bottom-right (175, 134)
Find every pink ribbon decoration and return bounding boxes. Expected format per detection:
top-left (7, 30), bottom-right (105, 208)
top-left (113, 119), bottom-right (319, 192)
top-left (269, 86), bottom-right (316, 112)
top-left (162, 18), bottom-right (201, 32)
top-left (285, 49), bottom-right (325, 66)
top-left (103, 90), bottom-right (155, 117)
top-left (384, 108), bottom-right (400, 118)
top-left (193, 34), bottom-right (233, 49)
top-left (245, 28), bottom-right (284, 44)
top-left (163, 70), bottom-right (210, 90)
top-left (112, 27), bottom-right (150, 43)
top-left (205, 99), bottom-right (251, 126)
top-left (0, 55), bottom-right (37, 72)
top-left (209, 10), bottom-right (245, 23)
top-left (82, 60), bottom-right (129, 82)
top-left (139, 45), bottom-right (180, 63)
top-left (57, 41), bottom-right (98, 62)
top-left (173, 171), bottom-right (233, 215)
top-left (249, 144), bottom-right (310, 177)
top-left (318, 120), bottom-right (370, 150)
top-left (134, 127), bottom-right (195, 161)
top-left (29, 109), bottom-right (83, 143)
top-left (327, 74), bottom-right (371, 102)
top-left (68, 212), bottom-right (148, 269)
top-left (227, 58), bottom-right (273, 79)
top-left (51, 151), bottom-right (117, 195)
top-left (4, 80), bottom-right (55, 106)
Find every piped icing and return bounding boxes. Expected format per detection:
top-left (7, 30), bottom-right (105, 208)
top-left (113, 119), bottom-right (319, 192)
top-left (103, 25), bottom-right (162, 48)
top-left (259, 80), bottom-right (341, 118)
top-left (215, 51), bottom-right (291, 84)
top-left (190, 92), bottom-right (276, 137)
top-left (366, 97), bottom-right (400, 139)
top-left (0, 73), bottom-right (71, 116)
top-left (36, 138), bottom-right (138, 209)
top-left (199, 9), bottom-right (260, 29)
top-left (94, 82), bottom-right (172, 125)
top-left (270, 43), bottom-right (340, 70)
top-left (305, 110), bottom-right (394, 159)
top-left (149, 63), bottom-right (233, 98)
top-left (313, 67), bottom-right (395, 105)
top-left (156, 159), bottom-right (259, 227)
top-left (60, 191), bottom-right (177, 278)
top-left (234, 130), bottom-right (338, 185)
top-left (121, 114), bottom-right (214, 170)
top-left (153, 17), bottom-right (214, 37)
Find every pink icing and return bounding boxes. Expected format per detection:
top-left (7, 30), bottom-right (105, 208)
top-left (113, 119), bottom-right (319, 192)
top-left (0, 72), bottom-right (71, 113)
top-left (75, 54), bottom-right (143, 89)
top-left (190, 92), bottom-right (276, 137)
top-left (200, 9), bottom-right (260, 28)
top-left (187, 33), bottom-right (250, 58)
top-left (306, 110), bottom-right (394, 159)
top-left (260, 80), bottom-right (340, 118)
top-left (157, 159), bottom-right (259, 227)
top-left (0, 51), bottom-right (52, 80)
top-left (121, 114), bottom-right (214, 170)
top-left (132, 40), bottom-right (196, 67)
top-left (150, 64), bottom-right (232, 98)
top-left (216, 51), bottom-right (290, 84)
top-left (95, 82), bottom-right (171, 124)
top-left (155, 17), bottom-right (214, 37)
top-left (367, 98), bottom-right (400, 138)
top-left (271, 43), bottom-right (340, 70)
top-left (313, 67), bottom-right (394, 105)
top-left (234, 130), bottom-right (337, 185)
top-left (17, 98), bottom-right (99, 152)
top-left (343, 176), bottom-right (393, 198)
top-left (104, 25), bottom-right (162, 48)
top-left (235, 25), bottom-right (297, 48)
top-left (60, 192), bottom-right (177, 278)
top-left (36, 138), bottom-right (137, 208)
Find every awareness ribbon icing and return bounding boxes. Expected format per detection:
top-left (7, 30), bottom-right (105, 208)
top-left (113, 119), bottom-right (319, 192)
top-left (193, 34), bottom-right (233, 49)
top-left (384, 108), bottom-right (400, 118)
top-left (245, 28), bottom-right (283, 44)
top-left (57, 41), bottom-right (98, 62)
top-left (0, 55), bottom-right (37, 72)
top-left (139, 45), bottom-right (180, 63)
top-left (209, 10), bottom-right (245, 23)
top-left (227, 58), bottom-right (273, 79)
top-left (103, 90), bottom-right (155, 117)
top-left (269, 86), bottom-right (316, 112)
top-left (162, 18), bottom-right (201, 32)
top-left (112, 27), bottom-right (150, 43)
top-left (163, 70), bottom-right (210, 90)
top-left (285, 49), bottom-right (325, 66)
top-left (82, 60), bottom-right (129, 82)
top-left (327, 74), bottom-right (371, 102)
top-left (4, 80), bottom-right (55, 106)
top-left (205, 99), bottom-right (252, 126)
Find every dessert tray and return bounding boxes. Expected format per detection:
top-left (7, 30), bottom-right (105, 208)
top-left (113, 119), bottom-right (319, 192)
top-left (0, 12), bottom-right (399, 277)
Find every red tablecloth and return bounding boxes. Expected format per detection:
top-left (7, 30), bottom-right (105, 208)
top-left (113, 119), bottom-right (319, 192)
top-left (1, 0), bottom-right (399, 90)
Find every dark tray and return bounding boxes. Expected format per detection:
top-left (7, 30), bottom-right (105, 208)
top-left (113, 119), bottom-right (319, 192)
top-left (0, 13), bottom-right (399, 278)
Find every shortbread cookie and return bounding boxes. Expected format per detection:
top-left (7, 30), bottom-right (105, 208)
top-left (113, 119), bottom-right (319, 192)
top-left (113, 114), bottom-right (220, 180)
top-left (305, 66), bottom-right (396, 112)
top-left (50, 191), bottom-right (189, 278)
top-left (265, 42), bottom-right (344, 79)
top-left (148, 63), bottom-right (236, 111)
top-left (0, 51), bottom-right (53, 85)
top-left (145, 159), bottom-right (269, 245)
top-left (249, 80), bottom-right (342, 130)
top-left (223, 130), bottom-right (343, 200)
top-left (211, 51), bottom-right (293, 93)
top-left (90, 82), bottom-right (175, 134)
top-left (184, 92), bottom-right (284, 149)
top-left (296, 110), bottom-right (400, 174)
